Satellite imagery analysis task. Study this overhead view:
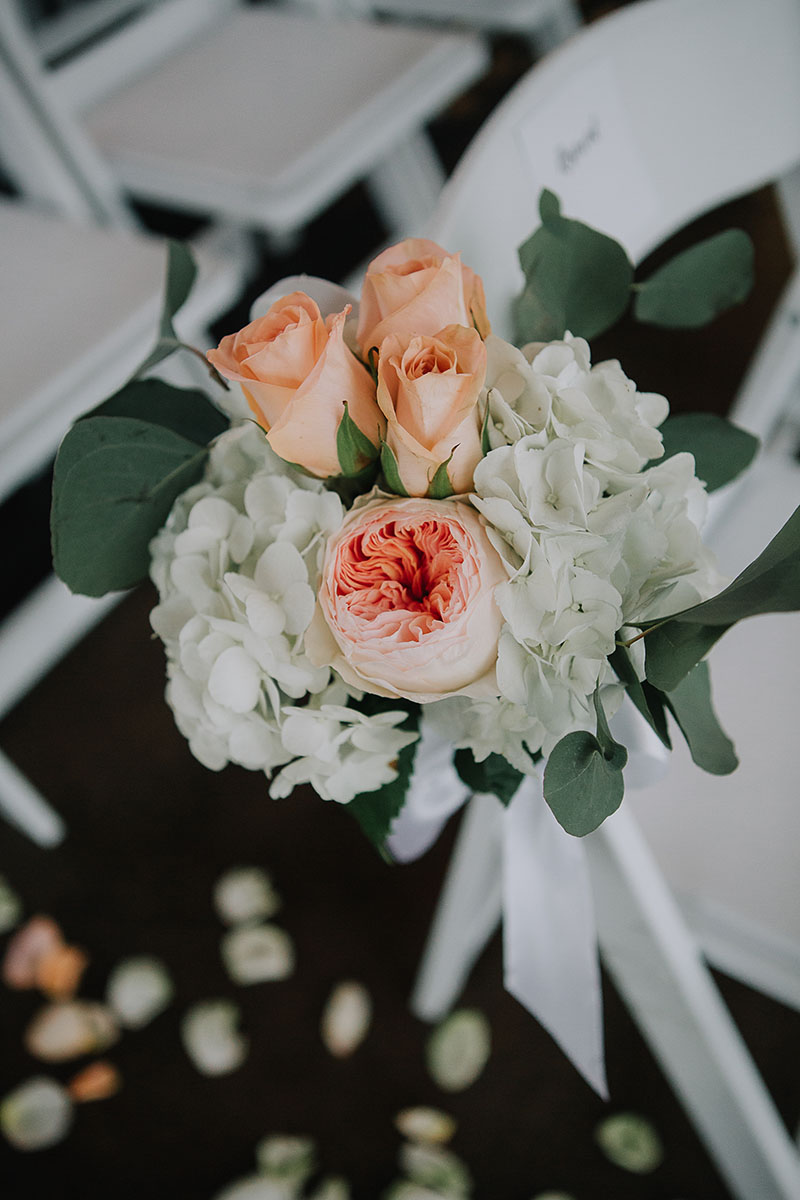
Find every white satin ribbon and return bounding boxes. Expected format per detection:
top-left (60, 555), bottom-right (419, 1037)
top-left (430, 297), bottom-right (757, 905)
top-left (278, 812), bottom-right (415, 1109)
top-left (503, 777), bottom-right (607, 1096)
top-left (388, 706), bottom-right (668, 1097)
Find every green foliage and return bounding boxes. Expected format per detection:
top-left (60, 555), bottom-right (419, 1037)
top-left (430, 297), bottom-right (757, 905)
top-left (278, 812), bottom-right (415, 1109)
top-left (664, 661), bottom-right (738, 775)
top-left (89, 378), bottom-right (228, 444)
top-left (346, 705), bottom-right (420, 857)
top-left (514, 191), bottom-right (755, 348)
top-left (51, 416), bottom-right (210, 596)
top-left (453, 749), bottom-right (524, 806)
top-left (514, 190), bottom-right (633, 343)
top-left (428, 453), bottom-right (456, 500)
top-left (380, 441), bottom-right (409, 497)
top-left (653, 412), bottom-right (759, 492)
top-left (643, 504), bottom-right (800, 690)
top-left (543, 692), bottom-right (628, 836)
top-left (336, 402), bottom-right (379, 477)
top-left (609, 646), bottom-right (671, 749)
top-left (634, 230), bottom-right (754, 328)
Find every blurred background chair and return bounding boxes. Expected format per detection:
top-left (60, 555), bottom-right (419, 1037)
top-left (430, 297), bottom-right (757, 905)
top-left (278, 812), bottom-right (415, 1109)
top-left (0, 0), bottom-right (488, 257)
top-left (0, 50), bottom-right (249, 847)
top-left (307, 0), bottom-right (583, 58)
top-left (412, 0), bottom-right (800, 1196)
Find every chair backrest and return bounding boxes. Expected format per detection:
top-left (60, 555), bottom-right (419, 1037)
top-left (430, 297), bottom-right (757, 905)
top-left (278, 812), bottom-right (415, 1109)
top-left (429, 0), bottom-right (800, 339)
top-left (0, 6), bottom-right (135, 225)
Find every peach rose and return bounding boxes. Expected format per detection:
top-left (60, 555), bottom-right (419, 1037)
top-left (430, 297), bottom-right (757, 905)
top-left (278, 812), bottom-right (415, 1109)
top-left (305, 496), bottom-right (505, 702)
top-left (356, 238), bottom-right (490, 354)
top-left (208, 293), bottom-right (382, 478)
top-left (378, 324), bottom-right (486, 496)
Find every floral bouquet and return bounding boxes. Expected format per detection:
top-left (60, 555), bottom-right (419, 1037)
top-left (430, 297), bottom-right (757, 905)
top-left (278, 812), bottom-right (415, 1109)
top-left (50, 193), bottom-right (800, 1088)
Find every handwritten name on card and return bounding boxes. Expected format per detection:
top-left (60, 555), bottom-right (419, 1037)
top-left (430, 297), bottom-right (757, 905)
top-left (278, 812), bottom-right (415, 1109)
top-left (516, 59), bottom-right (660, 255)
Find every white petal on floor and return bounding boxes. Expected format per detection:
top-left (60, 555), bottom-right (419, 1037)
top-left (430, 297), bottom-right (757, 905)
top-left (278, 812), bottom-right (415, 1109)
top-left (181, 1001), bottom-right (248, 1076)
top-left (106, 957), bottom-right (174, 1030)
top-left (0, 1077), bottom-right (73, 1151)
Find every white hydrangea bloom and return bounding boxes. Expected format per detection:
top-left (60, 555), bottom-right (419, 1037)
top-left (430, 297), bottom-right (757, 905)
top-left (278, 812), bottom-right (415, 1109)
top-left (270, 682), bottom-right (417, 804)
top-left (426, 695), bottom-right (540, 774)
top-left (150, 425), bottom-right (338, 778)
top-left (470, 334), bottom-right (723, 753)
top-left (151, 438), bottom-right (419, 803)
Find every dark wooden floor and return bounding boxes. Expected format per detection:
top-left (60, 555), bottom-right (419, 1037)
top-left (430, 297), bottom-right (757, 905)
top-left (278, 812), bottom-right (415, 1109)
top-left (1, 586), bottom-right (799, 1199)
top-left (1, 11), bottom-right (799, 1199)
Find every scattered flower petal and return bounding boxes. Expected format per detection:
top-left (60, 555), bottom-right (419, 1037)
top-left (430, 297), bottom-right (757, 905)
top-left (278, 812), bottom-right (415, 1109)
top-left (307, 1178), bottom-right (351, 1200)
top-left (25, 1001), bottom-right (119, 1063)
top-left (35, 944), bottom-right (89, 1001)
top-left (530, 1193), bottom-right (578, 1200)
top-left (213, 867), bottom-right (281, 926)
top-left (383, 1183), bottom-right (455, 1200)
top-left (320, 982), bottom-right (372, 1058)
top-left (425, 1010), bottom-right (490, 1093)
top-left (181, 1001), bottom-right (248, 1076)
top-left (0, 876), bottom-right (22, 934)
top-left (395, 1107), bottom-right (457, 1146)
top-left (594, 1112), bottom-right (664, 1174)
top-left (106, 957), bottom-right (174, 1030)
top-left (3, 916), bottom-right (62, 990)
top-left (221, 925), bottom-right (294, 985)
top-left (400, 1142), bottom-right (471, 1197)
top-left (214, 1175), bottom-right (299, 1200)
top-left (255, 1133), bottom-right (315, 1181)
top-left (0, 1077), bottom-right (73, 1151)
top-left (67, 1060), bottom-right (121, 1103)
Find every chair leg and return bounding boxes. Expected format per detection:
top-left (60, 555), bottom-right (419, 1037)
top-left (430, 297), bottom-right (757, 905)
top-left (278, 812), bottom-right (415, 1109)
top-left (0, 750), bottom-right (65, 848)
top-left (410, 796), bottom-right (800, 1198)
top-left (364, 129), bottom-right (447, 240)
top-left (410, 793), bottom-right (504, 1022)
top-left (587, 809), bottom-right (800, 1200)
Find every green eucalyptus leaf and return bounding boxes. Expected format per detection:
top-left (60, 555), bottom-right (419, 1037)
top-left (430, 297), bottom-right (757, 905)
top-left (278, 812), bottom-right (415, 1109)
top-left (543, 729), bottom-right (627, 836)
top-left (380, 441), bottom-right (409, 497)
top-left (160, 240), bottom-right (197, 338)
top-left (609, 646), bottom-right (671, 749)
top-left (664, 661), bottom-right (738, 775)
top-left (87, 378), bottom-right (228, 445)
top-left (514, 189), bottom-right (634, 342)
top-left (347, 705), bottom-right (419, 857)
top-left (51, 416), bottom-right (209, 596)
top-left (543, 693), bottom-right (627, 836)
top-left (643, 503), bottom-right (800, 690)
top-left (336, 402), bottom-right (379, 477)
top-left (653, 412), bottom-right (759, 492)
top-left (643, 622), bottom-right (724, 693)
top-left (634, 229), bottom-right (754, 328)
top-left (453, 749), bottom-right (524, 807)
top-left (134, 241), bottom-right (221, 382)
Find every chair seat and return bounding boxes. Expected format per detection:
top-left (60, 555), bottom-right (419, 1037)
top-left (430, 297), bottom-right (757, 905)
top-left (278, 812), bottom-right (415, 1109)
top-left (0, 201), bottom-right (243, 502)
top-left (81, 8), bottom-right (486, 230)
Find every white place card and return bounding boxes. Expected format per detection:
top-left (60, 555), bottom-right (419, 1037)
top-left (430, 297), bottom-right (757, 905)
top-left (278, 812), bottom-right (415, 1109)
top-left (515, 58), bottom-right (661, 256)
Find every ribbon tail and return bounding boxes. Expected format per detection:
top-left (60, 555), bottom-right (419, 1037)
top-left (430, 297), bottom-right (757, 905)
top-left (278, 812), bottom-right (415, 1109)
top-left (387, 716), bottom-right (469, 863)
top-left (503, 777), bottom-right (608, 1098)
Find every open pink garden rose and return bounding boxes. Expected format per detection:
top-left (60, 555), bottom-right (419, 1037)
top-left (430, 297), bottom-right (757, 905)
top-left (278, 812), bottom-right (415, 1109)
top-left (305, 496), bottom-right (506, 703)
top-left (208, 292), bottom-right (382, 478)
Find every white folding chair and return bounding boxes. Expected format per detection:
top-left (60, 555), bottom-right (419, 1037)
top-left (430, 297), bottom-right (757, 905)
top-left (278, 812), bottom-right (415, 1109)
top-left (320, 0), bottom-right (582, 58)
top-left (410, 1), bottom-right (800, 1196)
top-left (0, 0), bottom-right (488, 253)
top-left (0, 55), bottom-right (248, 848)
